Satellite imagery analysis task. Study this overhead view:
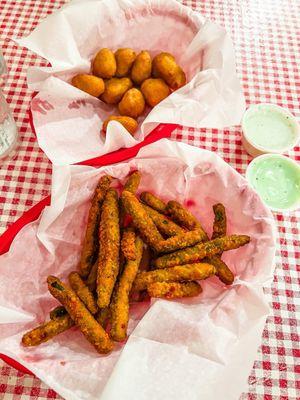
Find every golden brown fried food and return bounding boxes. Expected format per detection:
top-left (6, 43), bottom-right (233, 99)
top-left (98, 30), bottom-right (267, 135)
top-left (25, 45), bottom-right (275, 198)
top-left (118, 88), bottom-right (145, 119)
top-left (152, 52), bottom-right (186, 90)
top-left (124, 171), bottom-right (141, 193)
top-left (204, 255), bottom-right (234, 285)
top-left (140, 191), bottom-right (167, 214)
top-left (121, 227), bottom-right (136, 261)
top-left (93, 48), bottom-right (117, 79)
top-left (110, 236), bottom-right (144, 341)
top-left (71, 74), bottom-right (105, 97)
top-left (68, 272), bottom-right (98, 315)
top-left (103, 115), bottom-right (138, 136)
top-left (121, 191), bottom-right (163, 250)
top-left (50, 306), bottom-right (68, 320)
top-left (156, 229), bottom-right (207, 254)
top-left (132, 262), bottom-right (216, 292)
top-left (139, 245), bottom-right (151, 272)
top-left (79, 175), bottom-right (112, 278)
top-left (115, 48), bottom-right (136, 77)
top-left (131, 50), bottom-right (152, 85)
top-left (166, 200), bottom-right (207, 238)
top-left (154, 235), bottom-right (250, 269)
top-left (212, 203), bottom-right (227, 239)
top-left (95, 307), bottom-right (111, 329)
top-left (147, 281), bottom-right (202, 299)
top-left (142, 204), bottom-right (185, 237)
top-left (97, 189), bottom-right (120, 308)
top-left (47, 276), bottom-right (113, 354)
top-left (141, 78), bottom-right (170, 107)
top-left (101, 77), bottom-right (133, 104)
top-left (22, 315), bottom-right (74, 347)
top-left (86, 258), bottom-right (98, 292)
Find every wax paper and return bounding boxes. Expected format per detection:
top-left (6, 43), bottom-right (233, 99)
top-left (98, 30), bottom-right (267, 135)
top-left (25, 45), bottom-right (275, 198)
top-left (16, 0), bottom-right (246, 165)
top-left (0, 140), bottom-right (276, 400)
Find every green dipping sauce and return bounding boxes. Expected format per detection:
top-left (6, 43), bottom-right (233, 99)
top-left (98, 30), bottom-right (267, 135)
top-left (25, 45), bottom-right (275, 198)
top-left (247, 154), bottom-right (300, 210)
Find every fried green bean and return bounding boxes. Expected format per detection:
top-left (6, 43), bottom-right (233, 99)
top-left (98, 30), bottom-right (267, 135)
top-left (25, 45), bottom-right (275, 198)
top-left (47, 276), bottom-right (113, 354)
top-left (110, 236), bottom-right (144, 341)
top-left (22, 315), bottom-right (74, 347)
top-left (121, 227), bottom-right (136, 260)
top-left (86, 258), bottom-right (98, 292)
top-left (132, 263), bottom-right (216, 292)
top-left (140, 191), bottom-right (167, 214)
top-left (147, 281), bottom-right (202, 299)
top-left (121, 191), bottom-right (163, 250)
top-left (212, 203), bottom-right (227, 239)
top-left (50, 306), bottom-right (68, 320)
top-left (97, 189), bottom-right (120, 308)
top-left (204, 255), bottom-right (234, 285)
top-left (68, 271), bottom-right (98, 314)
top-left (142, 204), bottom-right (185, 237)
top-left (154, 235), bottom-right (250, 269)
top-left (79, 175), bottom-right (112, 277)
top-left (95, 307), bottom-right (111, 329)
top-left (124, 171), bottom-right (141, 193)
top-left (156, 229), bottom-right (207, 254)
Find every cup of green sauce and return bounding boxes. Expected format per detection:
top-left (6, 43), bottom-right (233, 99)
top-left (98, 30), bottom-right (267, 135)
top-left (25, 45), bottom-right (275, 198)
top-left (242, 103), bottom-right (300, 157)
top-left (246, 154), bottom-right (300, 212)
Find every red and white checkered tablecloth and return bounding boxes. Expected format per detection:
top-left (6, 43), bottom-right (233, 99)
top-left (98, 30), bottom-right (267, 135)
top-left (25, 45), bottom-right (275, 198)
top-left (0, 0), bottom-right (299, 399)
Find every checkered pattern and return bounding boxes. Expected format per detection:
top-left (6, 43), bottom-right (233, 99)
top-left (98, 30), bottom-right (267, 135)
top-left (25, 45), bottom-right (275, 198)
top-left (0, 0), bottom-right (299, 399)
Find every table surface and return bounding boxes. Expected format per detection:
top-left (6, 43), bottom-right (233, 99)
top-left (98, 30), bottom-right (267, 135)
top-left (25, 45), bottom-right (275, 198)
top-left (0, 0), bottom-right (299, 399)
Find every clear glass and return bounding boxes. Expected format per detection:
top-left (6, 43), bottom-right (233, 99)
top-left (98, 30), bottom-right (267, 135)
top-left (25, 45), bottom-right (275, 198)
top-left (0, 90), bottom-right (19, 160)
top-left (0, 50), bottom-right (7, 87)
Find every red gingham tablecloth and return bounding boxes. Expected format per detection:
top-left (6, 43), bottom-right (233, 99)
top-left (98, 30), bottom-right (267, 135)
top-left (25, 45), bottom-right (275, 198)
top-left (0, 0), bottom-right (299, 399)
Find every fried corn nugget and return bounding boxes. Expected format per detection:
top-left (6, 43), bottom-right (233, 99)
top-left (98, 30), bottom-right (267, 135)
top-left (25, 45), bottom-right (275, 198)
top-left (152, 52), bottom-right (186, 90)
top-left (71, 74), bottom-right (105, 97)
top-left (166, 200), bottom-right (206, 234)
top-left (142, 204), bottom-right (185, 237)
top-left (68, 272), bottom-right (98, 315)
top-left (47, 276), bottom-right (113, 354)
top-left (95, 307), bottom-right (111, 329)
top-left (205, 255), bottom-right (234, 285)
top-left (110, 236), bottom-right (144, 341)
top-left (101, 77), bottom-right (133, 104)
top-left (155, 229), bottom-right (207, 254)
top-left (132, 262), bottom-right (216, 292)
top-left (212, 203), bottom-right (227, 239)
top-left (121, 191), bottom-right (163, 250)
top-left (118, 88), bottom-right (145, 119)
top-left (140, 191), bottom-right (167, 214)
top-left (93, 48), bottom-right (117, 79)
top-left (79, 175), bottom-right (112, 278)
top-left (154, 235), bottom-right (250, 269)
top-left (115, 48), bottom-right (136, 77)
top-left (22, 315), bottom-right (74, 347)
top-left (86, 258), bottom-right (98, 292)
top-left (131, 50), bottom-right (152, 85)
top-left (141, 78), bottom-right (170, 107)
top-left (121, 227), bottom-right (136, 261)
top-left (124, 171), bottom-right (141, 193)
top-left (97, 189), bottom-right (120, 308)
top-left (147, 281), bottom-right (202, 299)
top-left (50, 306), bottom-right (68, 320)
top-left (103, 116), bottom-right (138, 136)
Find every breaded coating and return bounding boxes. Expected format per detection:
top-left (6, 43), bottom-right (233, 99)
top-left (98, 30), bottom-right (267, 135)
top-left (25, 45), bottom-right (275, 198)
top-left (50, 306), bottom-right (68, 320)
top-left (124, 171), bottom-right (141, 193)
top-left (79, 175), bottom-right (112, 278)
top-left (205, 255), bottom-right (234, 285)
top-left (121, 191), bottom-right (163, 250)
top-left (22, 315), bottom-right (74, 347)
top-left (95, 307), bottom-right (111, 329)
top-left (212, 203), bottom-right (227, 239)
top-left (147, 281), bottom-right (202, 299)
top-left (140, 191), bottom-right (167, 214)
top-left (97, 189), bottom-right (120, 308)
top-left (166, 200), bottom-right (207, 236)
top-left (132, 263), bottom-right (216, 292)
top-left (142, 204), bottom-right (185, 237)
top-left (47, 276), bottom-right (113, 354)
top-left (110, 236), bottom-right (144, 341)
top-left (154, 235), bottom-right (250, 269)
top-left (86, 258), bottom-right (98, 292)
top-left (68, 271), bottom-right (98, 315)
top-left (121, 227), bottom-right (136, 260)
top-left (139, 245), bottom-right (151, 271)
top-left (156, 229), bottom-right (207, 254)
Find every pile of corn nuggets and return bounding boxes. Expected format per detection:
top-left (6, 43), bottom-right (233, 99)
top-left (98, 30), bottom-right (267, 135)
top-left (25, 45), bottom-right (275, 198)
top-left (22, 171), bottom-right (250, 354)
